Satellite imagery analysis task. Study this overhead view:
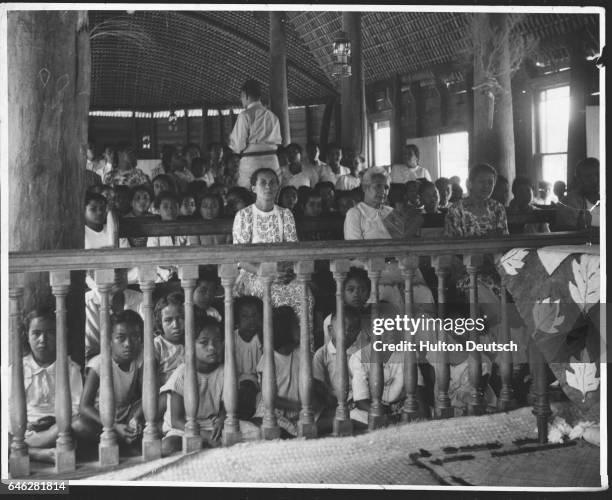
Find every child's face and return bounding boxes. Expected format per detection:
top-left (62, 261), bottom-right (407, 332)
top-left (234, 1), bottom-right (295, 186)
top-left (200, 197), bottom-right (220, 220)
top-left (304, 195), bottom-right (323, 217)
top-left (514, 185), bottom-right (533, 207)
top-left (180, 196), bottom-right (196, 217)
top-left (211, 186), bottom-right (228, 204)
top-left (469, 173), bottom-right (496, 201)
top-left (131, 189), bottom-right (151, 215)
top-left (226, 194), bottom-right (245, 215)
top-left (110, 323), bottom-right (142, 364)
top-left (337, 196), bottom-right (356, 216)
top-left (28, 317), bottom-right (56, 363)
top-left (238, 304), bottom-right (262, 340)
top-left (161, 304), bottom-right (185, 344)
top-left (328, 148), bottom-right (342, 167)
top-left (287, 147), bottom-right (301, 164)
top-left (403, 149), bottom-right (418, 168)
top-left (405, 183), bottom-right (420, 205)
top-left (252, 171), bottom-right (279, 204)
top-left (319, 187), bottom-right (335, 208)
top-left (194, 280), bottom-right (216, 310)
top-left (195, 326), bottom-right (223, 367)
top-left (438, 183), bottom-right (452, 206)
top-left (159, 198), bottom-right (178, 221)
top-left (344, 278), bottom-right (370, 309)
top-left (280, 190), bottom-right (298, 209)
top-left (153, 179), bottom-right (170, 197)
top-left (85, 200), bottom-right (107, 227)
top-left (329, 313), bottom-right (361, 349)
top-left (421, 186), bottom-right (440, 212)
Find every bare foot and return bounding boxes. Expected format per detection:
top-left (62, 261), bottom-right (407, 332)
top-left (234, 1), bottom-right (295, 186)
top-left (29, 447), bottom-right (55, 465)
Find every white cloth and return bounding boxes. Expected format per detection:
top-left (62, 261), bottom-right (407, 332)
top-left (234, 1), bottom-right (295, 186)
top-left (301, 161), bottom-right (323, 186)
top-left (87, 159), bottom-right (112, 180)
top-left (161, 363), bottom-right (224, 433)
top-left (10, 354), bottom-right (82, 424)
top-left (85, 211), bottom-right (118, 250)
top-left (154, 335), bottom-right (185, 386)
top-left (234, 329), bottom-right (262, 385)
top-left (256, 348), bottom-right (300, 402)
top-left (388, 164), bottom-right (431, 183)
top-left (318, 164), bottom-right (350, 185)
top-left (586, 200), bottom-right (600, 227)
top-left (344, 202), bottom-right (393, 240)
top-left (280, 166), bottom-right (312, 188)
top-left (335, 174), bottom-right (361, 191)
top-left (85, 289), bottom-right (144, 360)
top-left (87, 354), bottom-right (142, 423)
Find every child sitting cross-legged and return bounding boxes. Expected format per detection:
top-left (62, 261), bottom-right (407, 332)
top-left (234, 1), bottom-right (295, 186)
top-left (312, 305), bottom-right (367, 434)
top-left (73, 310), bottom-right (144, 453)
top-left (9, 308), bottom-right (83, 464)
top-left (160, 316), bottom-right (261, 455)
top-left (193, 270), bottom-right (223, 322)
top-left (153, 292), bottom-right (186, 387)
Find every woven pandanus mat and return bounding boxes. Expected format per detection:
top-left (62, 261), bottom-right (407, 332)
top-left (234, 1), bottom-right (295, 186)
top-left (129, 406), bottom-right (556, 485)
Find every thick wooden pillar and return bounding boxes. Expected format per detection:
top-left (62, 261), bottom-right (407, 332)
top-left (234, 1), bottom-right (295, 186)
top-left (411, 81), bottom-right (426, 138)
top-left (567, 39), bottom-right (591, 181)
top-left (399, 256), bottom-right (419, 422)
top-left (340, 12), bottom-right (367, 157)
top-left (471, 13), bottom-right (516, 185)
top-left (8, 10), bottom-right (89, 364)
top-left (391, 75), bottom-right (403, 163)
top-left (432, 256), bottom-right (453, 419)
top-left (512, 67), bottom-right (534, 181)
top-left (270, 12), bottom-right (291, 146)
top-left (320, 96), bottom-right (336, 149)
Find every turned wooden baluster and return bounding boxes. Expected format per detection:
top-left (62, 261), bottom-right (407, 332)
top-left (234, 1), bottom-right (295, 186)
top-left (138, 266), bottom-right (161, 460)
top-left (259, 262), bottom-right (280, 439)
top-left (295, 260), bottom-right (317, 439)
top-left (432, 256), bottom-right (453, 419)
top-left (9, 273), bottom-right (29, 477)
top-left (219, 263), bottom-right (242, 446)
top-left (95, 269), bottom-right (119, 466)
top-left (50, 271), bottom-right (76, 472)
top-left (330, 259), bottom-right (353, 437)
top-left (498, 284), bottom-right (514, 411)
top-left (398, 256), bottom-right (419, 422)
top-left (179, 265), bottom-right (201, 453)
top-left (530, 339), bottom-right (551, 443)
top-left (464, 255), bottom-right (485, 415)
top-left (366, 258), bottom-right (387, 430)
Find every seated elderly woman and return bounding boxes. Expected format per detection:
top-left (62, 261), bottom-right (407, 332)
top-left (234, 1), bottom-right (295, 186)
top-left (343, 168), bottom-right (434, 315)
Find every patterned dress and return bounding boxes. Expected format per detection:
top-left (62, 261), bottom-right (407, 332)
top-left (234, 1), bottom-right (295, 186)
top-left (232, 204), bottom-right (314, 348)
top-left (444, 197), bottom-right (508, 298)
top-left (103, 167), bottom-right (151, 188)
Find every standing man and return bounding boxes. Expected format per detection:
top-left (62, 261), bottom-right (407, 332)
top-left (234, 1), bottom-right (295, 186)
top-left (229, 79), bottom-right (282, 188)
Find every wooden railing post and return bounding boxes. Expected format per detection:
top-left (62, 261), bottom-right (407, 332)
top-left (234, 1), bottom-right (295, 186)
top-left (498, 284), bottom-right (515, 411)
top-left (295, 260), bottom-right (317, 439)
top-left (219, 263), bottom-right (242, 446)
top-left (330, 259), bottom-right (353, 437)
top-left (530, 339), bottom-right (552, 443)
top-left (398, 255), bottom-right (419, 422)
top-left (366, 258), bottom-right (387, 430)
top-left (259, 262), bottom-right (280, 440)
top-left (50, 271), bottom-right (76, 472)
top-left (95, 269), bottom-right (119, 466)
top-left (9, 273), bottom-right (29, 477)
top-left (463, 255), bottom-right (485, 415)
top-left (138, 266), bottom-right (161, 460)
top-left (179, 265), bottom-right (201, 453)
top-left (432, 255), bottom-right (453, 419)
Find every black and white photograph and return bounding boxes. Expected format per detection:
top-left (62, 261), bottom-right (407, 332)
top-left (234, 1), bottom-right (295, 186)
top-left (0, 3), bottom-right (606, 492)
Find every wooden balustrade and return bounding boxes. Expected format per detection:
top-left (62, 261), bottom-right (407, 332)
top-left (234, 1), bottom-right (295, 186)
top-left (7, 231), bottom-right (593, 477)
top-left (498, 285), bottom-right (514, 412)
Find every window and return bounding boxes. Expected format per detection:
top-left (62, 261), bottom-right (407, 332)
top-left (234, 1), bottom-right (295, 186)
top-left (538, 86), bottom-right (570, 186)
top-left (373, 120), bottom-right (391, 166)
top-left (438, 131), bottom-right (469, 189)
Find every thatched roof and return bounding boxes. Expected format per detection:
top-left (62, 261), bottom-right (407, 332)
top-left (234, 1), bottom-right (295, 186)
top-left (89, 10), bottom-right (600, 111)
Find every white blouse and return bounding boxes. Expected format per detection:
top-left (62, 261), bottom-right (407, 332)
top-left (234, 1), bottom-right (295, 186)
top-left (343, 202), bottom-right (393, 240)
top-left (232, 204), bottom-right (298, 244)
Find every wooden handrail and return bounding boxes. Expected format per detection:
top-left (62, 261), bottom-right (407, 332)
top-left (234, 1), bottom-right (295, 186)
top-left (117, 211), bottom-right (559, 238)
top-left (9, 231), bottom-right (593, 273)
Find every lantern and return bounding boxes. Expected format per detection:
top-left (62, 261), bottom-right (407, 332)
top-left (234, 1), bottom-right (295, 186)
top-left (332, 31), bottom-right (351, 78)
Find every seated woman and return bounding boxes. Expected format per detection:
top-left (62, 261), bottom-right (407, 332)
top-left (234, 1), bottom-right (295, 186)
top-left (507, 176), bottom-right (550, 233)
top-left (232, 167), bottom-right (314, 350)
top-left (103, 143), bottom-right (150, 188)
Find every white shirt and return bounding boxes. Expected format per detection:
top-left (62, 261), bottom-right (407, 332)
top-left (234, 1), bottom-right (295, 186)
top-left (228, 102), bottom-right (282, 154)
top-left (319, 164), bottom-right (350, 185)
top-left (280, 166), bottom-right (312, 188)
top-left (344, 202), bottom-right (393, 240)
top-left (389, 164), bottom-right (431, 183)
top-left (85, 211), bottom-right (118, 249)
top-left (301, 161), bottom-right (323, 186)
top-left (154, 335), bottom-right (185, 386)
top-left (234, 329), bottom-right (262, 384)
top-left (335, 174), bottom-right (361, 191)
top-left (256, 348), bottom-right (300, 401)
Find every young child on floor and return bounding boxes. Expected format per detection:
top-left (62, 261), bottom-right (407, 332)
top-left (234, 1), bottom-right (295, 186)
top-left (193, 271), bottom-right (223, 321)
top-left (153, 292), bottom-right (186, 386)
top-left (160, 316), bottom-right (226, 453)
top-left (233, 296), bottom-right (264, 419)
top-left (9, 308), bottom-right (83, 463)
top-left (74, 310), bottom-right (144, 450)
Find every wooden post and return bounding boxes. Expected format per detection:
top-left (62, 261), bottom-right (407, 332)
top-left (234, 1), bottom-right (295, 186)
top-left (391, 74), bottom-right (403, 163)
top-left (132, 111), bottom-right (139, 151)
top-left (330, 259), bottom-right (352, 436)
top-left (511, 67), bottom-right (534, 180)
top-left (259, 263), bottom-right (281, 439)
top-left (151, 113), bottom-right (158, 159)
top-left (270, 12), bottom-right (291, 146)
top-left (185, 109), bottom-right (191, 144)
top-left (218, 109), bottom-right (225, 144)
top-left (9, 273), bottom-right (29, 477)
top-left (471, 13), bottom-right (516, 185)
top-left (399, 256), bottom-right (419, 422)
top-left (340, 12), bottom-right (367, 157)
top-left (432, 256), bottom-right (453, 418)
top-left (95, 269), bottom-right (119, 467)
top-left (530, 339), bottom-right (551, 443)
top-left (179, 265), bottom-right (201, 453)
top-left (567, 39), bottom-right (591, 180)
top-left (219, 264), bottom-right (242, 446)
top-left (201, 107), bottom-right (208, 149)
top-left (295, 261), bottom-right (317, 439)
top-left (320, 96), bottom-right (336, 150)
top-left (139, 266), bottom-right (161, 460)
top-left (305, 105), bottom-right (313, 144)
top-left (464, 255), bottom-right (485, 415)
top-left (498, 284), bottom-right (514, 411)
top-left (366, 258), bottom-right (387, 430)
top-left (50, 271), bottom-right (76, 473)
top-left (411, 81), bottom-right (425, 138)
top-left (7, 11), bottom-right (89, 364)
